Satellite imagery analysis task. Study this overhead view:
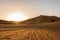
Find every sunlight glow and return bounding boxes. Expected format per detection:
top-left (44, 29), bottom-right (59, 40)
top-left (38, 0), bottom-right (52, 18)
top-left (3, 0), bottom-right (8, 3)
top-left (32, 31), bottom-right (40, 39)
top-left (6, 12), bottom-right (27, 21)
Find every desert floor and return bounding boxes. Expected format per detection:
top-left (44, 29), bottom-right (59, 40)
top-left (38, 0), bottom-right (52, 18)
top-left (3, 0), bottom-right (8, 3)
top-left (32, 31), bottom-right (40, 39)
top-left (0, 24), bottom-right (60, 40)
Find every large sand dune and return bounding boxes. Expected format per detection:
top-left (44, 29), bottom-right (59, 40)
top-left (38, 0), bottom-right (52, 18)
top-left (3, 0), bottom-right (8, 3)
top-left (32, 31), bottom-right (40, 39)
top-left (0, 15), bottom-right (60, 40)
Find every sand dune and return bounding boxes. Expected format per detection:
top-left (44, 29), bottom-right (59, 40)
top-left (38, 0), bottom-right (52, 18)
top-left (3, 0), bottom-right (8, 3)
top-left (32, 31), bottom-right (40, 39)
top-left (20, 15), bottom-right (60, 24)
top-left (0, 15), bottom-right (60, 40)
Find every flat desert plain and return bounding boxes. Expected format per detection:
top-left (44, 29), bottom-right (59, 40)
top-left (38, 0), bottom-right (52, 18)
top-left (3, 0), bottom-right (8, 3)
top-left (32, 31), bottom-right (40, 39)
top-left (0, 22), bottom-right (60, 40)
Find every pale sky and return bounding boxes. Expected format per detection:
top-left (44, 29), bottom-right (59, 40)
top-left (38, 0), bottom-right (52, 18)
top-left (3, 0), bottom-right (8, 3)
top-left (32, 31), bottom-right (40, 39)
top-left (0, 0), bottom-right (60, 20)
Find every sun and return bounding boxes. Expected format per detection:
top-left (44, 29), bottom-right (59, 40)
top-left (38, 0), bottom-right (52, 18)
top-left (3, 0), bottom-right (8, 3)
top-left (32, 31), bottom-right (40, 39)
top-left (6, 12), bottom-right (27, 21)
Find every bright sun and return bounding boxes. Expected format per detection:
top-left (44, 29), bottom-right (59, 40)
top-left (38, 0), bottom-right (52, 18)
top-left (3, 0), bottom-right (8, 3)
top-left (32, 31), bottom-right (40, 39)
top-left (6, 12), bottom-right (27, 21)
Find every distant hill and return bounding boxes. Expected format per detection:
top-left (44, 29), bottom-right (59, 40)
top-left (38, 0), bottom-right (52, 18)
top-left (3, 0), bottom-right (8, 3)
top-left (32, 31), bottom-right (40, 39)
top-left (0, 15), bottom-right (60, 24)
top-left (0, 20), bottom-right (14, 24)
top-left (20, 15), bottom-right (60, 24)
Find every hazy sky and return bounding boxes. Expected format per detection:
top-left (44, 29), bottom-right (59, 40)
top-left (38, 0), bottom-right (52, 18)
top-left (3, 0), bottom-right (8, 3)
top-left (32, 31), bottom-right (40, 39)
top-left (0, 0), bottom-right (60, 20)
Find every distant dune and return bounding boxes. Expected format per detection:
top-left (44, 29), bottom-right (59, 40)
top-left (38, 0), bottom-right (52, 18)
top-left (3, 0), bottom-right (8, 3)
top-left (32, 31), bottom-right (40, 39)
top-left (0, 20), bottom-right (14, 24)
top-left (0, 15), bottom-right (60, 24)
top-left (20, 15), bottom-right (60, 24)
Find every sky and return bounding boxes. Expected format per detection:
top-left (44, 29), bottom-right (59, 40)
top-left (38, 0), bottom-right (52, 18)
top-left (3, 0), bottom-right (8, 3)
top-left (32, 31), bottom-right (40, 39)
top-left (0, 0), bottom-right (60, 20)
